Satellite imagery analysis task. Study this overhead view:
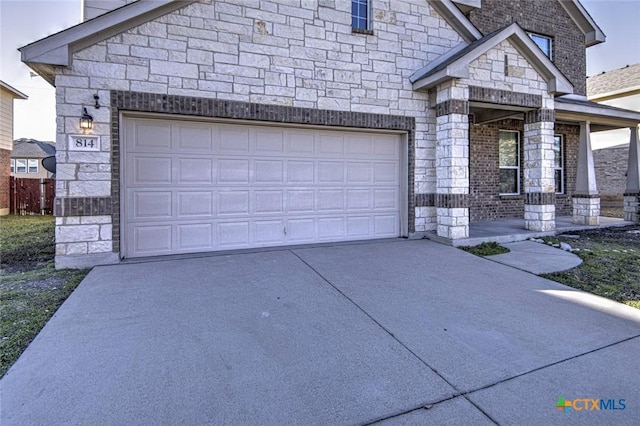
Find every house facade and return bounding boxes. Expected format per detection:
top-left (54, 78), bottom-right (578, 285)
top-left (19, 0), bottom-right (640, 268)
top-left (11, 138), bottom-right (56, 179)
top-left (0, 81), bottom-right (28, 216)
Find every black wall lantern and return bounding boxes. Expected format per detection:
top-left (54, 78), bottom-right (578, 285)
top-left (80, 107), bottom-right (93, 131)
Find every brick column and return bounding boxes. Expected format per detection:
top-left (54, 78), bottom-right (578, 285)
top-left (624, 126), bottom-right (640, 222)
top-left (573, 121), bottom-right (600, 225)
top-left (524, 109), bottom-right (556, 232)
top-left (435, 82), bottom-right (469, 240)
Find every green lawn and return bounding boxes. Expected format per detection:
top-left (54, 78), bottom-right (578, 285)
top-left (539, 227), bottom-right (640, 309)
top-left (0, 215), bottom-right (89, 378)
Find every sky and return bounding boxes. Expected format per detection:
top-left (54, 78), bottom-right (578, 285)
top-left (0, 0), bottom-right (639, 142)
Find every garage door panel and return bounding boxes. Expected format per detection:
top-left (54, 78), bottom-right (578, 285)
top-left (131, 156), bottom-right (172, 184)
top-left (374, 215), bottom-right (399, 236)
top-left (219, 159), bottom-right (250, 183)
top-left (174, 125), bottom-right (213, 151)
top-left (124, 118), bottom-right (403, 258)
top-left (254, 129), bottom-right (284, 153)
top-left (134, 225), bottom-right (172, 254)
top-left (287, 190), bottom-right (314, 213)
top-left (255, 160), bottom-right (284, 183)
top-left (218, 222), bottom-right (250, 247)
top-left (177, 223), bottom-right (213, 250)
top-left (177, 158), bottom-right (213, 184)
top-left (219, 126), bottom-right (249, 153)
top-left (132, 191), bottom-right (172, 219)
top-left (287, 161), bottom-right (314, 183)
top-left (318, 162), bottom-right (344, 183)
top-left (254, 220), bottom-right (284, 244)
top-left (318, 189), bottom-right (344, 211)
top-left (287, 218), bottom-right (315, 242)
top-left (254, 191), bottom-right (283, 214)
top-left (218, 191), bottom-right (250, 215)
top-left (178, 192), bottom-right (213, 217)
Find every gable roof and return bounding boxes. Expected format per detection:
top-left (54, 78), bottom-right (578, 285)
top-left (410, 23), bottom-right (574, 95)
top-left (19, 0), bottom-right (197, 85)
top-left (12, 139), bottom-right (56, 158)
top-left (587, 63), bottom-right (640, 100)
top-left (430, 0), bottom-right (605, 47)
top-left (0, 80), bottom-right (28, 99)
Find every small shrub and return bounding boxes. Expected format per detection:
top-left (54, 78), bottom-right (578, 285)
top-left (459, 242), bottom-right (510, 256)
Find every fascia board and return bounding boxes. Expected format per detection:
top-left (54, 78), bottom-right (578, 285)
top-left (428, 0), bottom-right (482, 43)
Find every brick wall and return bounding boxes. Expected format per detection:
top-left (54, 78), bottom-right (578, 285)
top-left (469, 120), bottom-right (578, 220)
top-left (594, 144), bottom-right (629, 204)
top-left (468, 0), bottom-right (587, 95)
top-left (0, 148), bottom-right (10, 215)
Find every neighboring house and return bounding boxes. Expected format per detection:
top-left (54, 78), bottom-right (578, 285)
top-left (0, 81), bottom-right (28, 216)
top-left (11, 138), bottom-right (56, 179)
top-left (18, 0), bottom-right (640, 268)
top-left (587, 64), bottom-right (640, 206)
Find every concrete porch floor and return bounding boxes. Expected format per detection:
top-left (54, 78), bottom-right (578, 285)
top-left (428, 216), bottom-right (636, 247)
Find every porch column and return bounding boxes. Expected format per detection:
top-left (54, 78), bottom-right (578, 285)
top-left (573, 121), bottom-right (600, 225)
top-left (523, 109), bottom-right (556, 232)
top-left (624, 126), bottom-right (640, 222)
top-left (435, 82), bottom-right (469, 240)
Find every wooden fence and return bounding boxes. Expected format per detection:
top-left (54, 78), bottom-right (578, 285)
top-left (9, 177), bottom-right (55, 215)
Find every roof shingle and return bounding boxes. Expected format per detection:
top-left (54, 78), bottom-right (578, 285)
top-left (587, 63), bottom-right (640, 98)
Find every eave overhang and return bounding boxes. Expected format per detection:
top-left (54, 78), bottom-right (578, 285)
top-left (428, 0), bottom-right (482, 43)
top-left (556, 95), bottom-right (640, 130)
top-left (19, 0), bottom-right (197, 86)
top-left (410, 23), bottom-right (574, 96)
top-left (559, 0), bottom-right (606, 47)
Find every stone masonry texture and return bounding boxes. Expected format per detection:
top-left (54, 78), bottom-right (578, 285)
top-left (468, 0), bottom-right (587, 95)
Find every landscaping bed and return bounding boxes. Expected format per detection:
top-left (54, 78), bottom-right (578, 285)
top-left (1, 215), bottom-right (89, 378)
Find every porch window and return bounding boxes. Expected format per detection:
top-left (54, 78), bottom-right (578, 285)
top-left (10, 159), bottom-right (15, 173)
top-left (499, 130), bottom-right (520, 195)
top-left (15, 159), bottom-right (27, 174)
top-left (554, 135), bottom-right (564, 194)
top-left (28, 159), bottom-right (39, 174)
top-left (528, 32), bottom-right (553, 60)
top-left (352, 0), bottom-right (370, 32)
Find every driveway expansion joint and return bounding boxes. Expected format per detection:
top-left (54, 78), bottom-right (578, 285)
top-left (289, 249), bottom-right (500, 425)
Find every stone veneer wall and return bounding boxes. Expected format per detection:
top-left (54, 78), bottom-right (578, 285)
top-left (52, 0), bottom-right (466, 263)
top-left (469, 120), bottom-right (578, 221)
top-left (467, 0), bottom-right (587, 95)
top-left (593, 144), bottom-right (629, 205)
top-left (0, 148), bottom-right (10, 215)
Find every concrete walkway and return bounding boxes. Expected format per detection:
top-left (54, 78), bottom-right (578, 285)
top-left (487, 240), bottom-right (583, 274)
top-left (2, 240), bottom-right (639, 425)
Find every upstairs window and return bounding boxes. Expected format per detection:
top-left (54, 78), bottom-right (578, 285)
top-left (15, 159), bottom-right (27, 173)
top-left (528, 32), bottom-right (553, 60)
top-left (28, 159), bottom-right (39, 174)
top-left (499, 130), bottom-right (520, 195)
top-left (352, 0), bottom-right (371, 33)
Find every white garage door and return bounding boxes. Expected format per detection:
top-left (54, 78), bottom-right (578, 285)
top-left (123, 117), bottom-right (404, 258)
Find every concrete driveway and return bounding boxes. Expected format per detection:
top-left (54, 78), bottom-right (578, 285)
top-left (2, 240), bottom-right (639, 425)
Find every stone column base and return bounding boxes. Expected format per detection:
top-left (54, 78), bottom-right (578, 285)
top-left (624, 194), bottom-right (639, 222)
top-left (436, 207), bottom-right (469, 239)
top-left (573, 197), bottom-right (600, 226)
top-left (525, 204), bottom-right (555, 231)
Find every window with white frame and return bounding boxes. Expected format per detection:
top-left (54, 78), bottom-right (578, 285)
top-left (28, 159), bottom-right (39, 174)
top-left (528, 32), bottom-right (553, 60)
top-left (499, 130), bottom-right (520, 195)
top-left (554, 135), bottom-right (564, 194)
top-left (15, 159), bottom-right (27, 173)
top-left (351, 0), bottom-right (370, 32)
top-left (10, 159), bottom-right (15, 173)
